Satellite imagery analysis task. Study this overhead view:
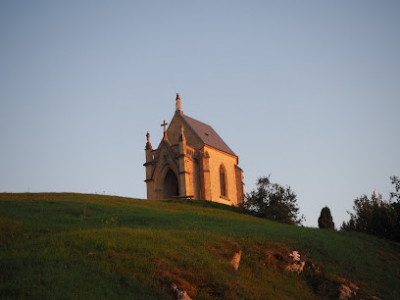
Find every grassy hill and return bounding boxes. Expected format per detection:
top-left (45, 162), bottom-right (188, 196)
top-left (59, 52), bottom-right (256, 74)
top-left (1, 193), bottom-right (399, 299)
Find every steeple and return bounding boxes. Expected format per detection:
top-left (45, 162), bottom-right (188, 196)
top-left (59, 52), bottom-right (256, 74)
top-left (175, 93), bottom-right (183, 114)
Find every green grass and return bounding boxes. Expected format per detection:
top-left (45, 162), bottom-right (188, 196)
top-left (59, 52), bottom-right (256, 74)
top-left (1, 193), bottom-right (399, 299)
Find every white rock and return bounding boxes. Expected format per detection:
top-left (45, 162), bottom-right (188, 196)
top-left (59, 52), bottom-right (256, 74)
top-left (171, 283), bottom-right (192, 300)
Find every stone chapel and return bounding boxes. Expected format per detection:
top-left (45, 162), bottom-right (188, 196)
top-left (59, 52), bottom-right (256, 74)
top-left (144, 94), bottom-right (245, 206)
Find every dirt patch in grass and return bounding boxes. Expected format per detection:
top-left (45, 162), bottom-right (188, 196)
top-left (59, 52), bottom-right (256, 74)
top-left (154, 258), bottom-right (198, 298)
top-left (209, 241), bottom-right (241, 260)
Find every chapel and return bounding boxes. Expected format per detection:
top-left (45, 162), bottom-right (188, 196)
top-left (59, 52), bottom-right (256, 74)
top-left (144, 94), bottom-right (245, 206)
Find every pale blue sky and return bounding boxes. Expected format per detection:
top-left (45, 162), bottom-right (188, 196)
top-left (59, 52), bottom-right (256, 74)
top-left (1, 1), bottom-right (399, 227)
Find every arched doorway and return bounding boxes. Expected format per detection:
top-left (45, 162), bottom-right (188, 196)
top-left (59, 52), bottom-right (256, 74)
top-left (163, 169), bottom-right (179, 199)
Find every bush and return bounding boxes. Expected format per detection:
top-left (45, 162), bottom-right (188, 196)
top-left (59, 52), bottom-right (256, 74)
top-left (318, 206), bottom-right (335, 229)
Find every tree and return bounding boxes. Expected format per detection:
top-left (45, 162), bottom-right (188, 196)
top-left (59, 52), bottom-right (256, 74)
top-left (242, 176), bottom-right (304, 225)
top-left (390, 176), bottom-right (400, 202)
top-left (318, 206), bottom-right (335, 229)
top-left (341, 176), bottom-right (400, 242)
top-left (390, 176), bottom-right (400, 240)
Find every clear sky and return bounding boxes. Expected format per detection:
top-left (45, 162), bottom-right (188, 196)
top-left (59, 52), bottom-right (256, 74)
top-left (1, 1), bottom-right (399, 227)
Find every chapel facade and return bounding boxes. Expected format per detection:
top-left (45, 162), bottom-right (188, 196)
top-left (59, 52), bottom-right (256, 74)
top-left (144, 94), bottom-right (245, 206)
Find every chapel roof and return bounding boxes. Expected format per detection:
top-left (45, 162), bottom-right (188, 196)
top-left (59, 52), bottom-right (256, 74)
top-left (181, 114), bottom-right (236, 156)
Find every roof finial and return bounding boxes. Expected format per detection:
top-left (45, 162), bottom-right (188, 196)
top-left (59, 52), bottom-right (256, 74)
top-left (146, 131), bottom-right (150, 143)
top-left (145, 131), bottom-right (152, 150)
top-left (175, 93), bottom-right (183, 114)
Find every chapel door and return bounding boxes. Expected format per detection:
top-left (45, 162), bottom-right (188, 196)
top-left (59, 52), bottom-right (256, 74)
top-left (163, 169), bottom-right (179, 199)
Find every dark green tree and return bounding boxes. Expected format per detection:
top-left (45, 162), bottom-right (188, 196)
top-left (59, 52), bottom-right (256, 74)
top-left (390, 176), bottom-right (400, 202)
top-left (318, 206), bottom-right (335, 229)
top-left (341, 176), bottom-right (400, 241)
top-left (390, 176), bottom-right (400, 240)
top-left (242, 176), bottom-right (304, 225)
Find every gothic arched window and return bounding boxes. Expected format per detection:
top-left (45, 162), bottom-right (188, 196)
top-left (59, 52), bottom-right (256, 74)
top-left (220, 164), bottom-right (227, 197)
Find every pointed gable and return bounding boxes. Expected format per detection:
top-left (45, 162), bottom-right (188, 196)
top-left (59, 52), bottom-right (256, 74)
top-left (181, 114), bottom-right (236, 156)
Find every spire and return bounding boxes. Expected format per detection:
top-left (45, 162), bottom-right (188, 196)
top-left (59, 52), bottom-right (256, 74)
top-left (145, 131), bottom-right (152, 150)
top-left (175, 93), bottom-right (183, 114)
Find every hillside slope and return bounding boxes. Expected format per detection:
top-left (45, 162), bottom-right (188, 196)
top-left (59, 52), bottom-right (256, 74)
top-left (1, 193), bottom-right (399, 299)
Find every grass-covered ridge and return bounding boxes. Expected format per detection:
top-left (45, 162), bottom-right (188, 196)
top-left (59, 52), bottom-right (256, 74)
top-left (1, 193), bottom-right (399, 299)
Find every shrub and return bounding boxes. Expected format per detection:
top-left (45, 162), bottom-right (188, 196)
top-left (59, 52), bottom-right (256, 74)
top-left (318, 206), bottom-right (335, 229)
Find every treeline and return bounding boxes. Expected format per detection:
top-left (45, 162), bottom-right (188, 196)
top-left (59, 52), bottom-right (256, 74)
top-left (340, 176), bottom-right (400, 242)
top-left (242, 175), bottom-right (400, 242)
